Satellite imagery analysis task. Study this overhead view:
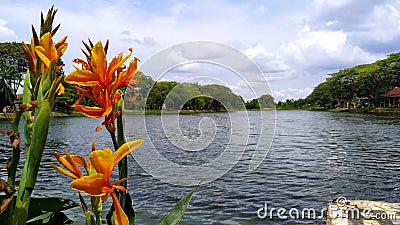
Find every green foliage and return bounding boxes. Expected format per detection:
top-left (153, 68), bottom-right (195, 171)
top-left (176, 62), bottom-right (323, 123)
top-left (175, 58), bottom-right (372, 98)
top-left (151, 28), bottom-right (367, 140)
top-left (126, 75), bottom-right (244, 111)
top-left (0, 196), bottom-right (79, 225)
top-left (27, 212), bottom-right (74, 225)
top-left (245, 98), bottom-right (260, 109)
top-left (276, 98), bottom-right (309, 110)
top-left (0, 42), bottom-right (28, 109)
top-left (53, 79), bottom-right (76, 111)
top-left (307, 52), bottom-right (400, 109)
top-left (245, 94), bottom-right (274, 110)
top-left (156, 185), bottom-right (198, 225)
top-left (199, 84), bottom-right (244, 111)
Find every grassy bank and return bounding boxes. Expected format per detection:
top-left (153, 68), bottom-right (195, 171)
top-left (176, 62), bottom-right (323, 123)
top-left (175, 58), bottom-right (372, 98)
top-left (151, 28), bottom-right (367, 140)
top-left (329, 107), bottom-right (400, 114)
top-left (275, 105), bottom-right (325, 111)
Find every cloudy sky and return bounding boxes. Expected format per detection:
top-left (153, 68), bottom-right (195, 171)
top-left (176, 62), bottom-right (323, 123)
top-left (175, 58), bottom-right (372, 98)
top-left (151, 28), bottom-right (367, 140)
top-left (1, 0), bottom-right (400, 101)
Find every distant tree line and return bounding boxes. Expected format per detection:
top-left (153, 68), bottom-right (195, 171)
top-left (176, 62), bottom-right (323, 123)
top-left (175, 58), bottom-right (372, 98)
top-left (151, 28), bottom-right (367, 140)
top-left (0, 41), bottom-right (274, 112)
top-left (125, 74), bottom-right (275, 111)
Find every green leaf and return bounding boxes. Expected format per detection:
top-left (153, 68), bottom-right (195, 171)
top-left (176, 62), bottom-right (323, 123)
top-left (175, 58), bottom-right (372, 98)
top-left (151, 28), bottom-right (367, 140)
top-left (156, 185), bottom-right (198, 225)
top-left (0, 195), bottom-right (79, 225)
top-left (26, 211), bottom-right (74, 225)
top-left (26, 211), bottom-right (52, 223)
top-left (28, 196), bottom-right (80, 214)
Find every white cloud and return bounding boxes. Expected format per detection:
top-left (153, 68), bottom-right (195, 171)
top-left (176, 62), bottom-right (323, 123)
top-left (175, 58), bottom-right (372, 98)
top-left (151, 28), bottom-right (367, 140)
top-left (326, 20), bottom-right (337, 26)
top-left (314, 0), bottom-right (355, 8)
top-left (120, 30), bottom-right (157, 47)
top-left (171, 2), bottom-right (187, 15)
top-left (279, 25), bottom-right (377, 71)
top-left (368, 4), bottom-right (400, 43)
top-left (256, 5), bottom-right (268, 13)
top-left (273, 87), bottom-right (313, 101)
top-left (243, 44), bottom-right (294, 81)
top-left (0, 19), bottom-right (17, 41)
top-left (243, 44), bottom-right (272, 59)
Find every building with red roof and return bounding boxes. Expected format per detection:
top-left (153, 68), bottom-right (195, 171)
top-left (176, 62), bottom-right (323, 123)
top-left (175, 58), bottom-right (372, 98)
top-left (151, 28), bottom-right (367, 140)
top-left (386, 87), bottom-right (400, 107)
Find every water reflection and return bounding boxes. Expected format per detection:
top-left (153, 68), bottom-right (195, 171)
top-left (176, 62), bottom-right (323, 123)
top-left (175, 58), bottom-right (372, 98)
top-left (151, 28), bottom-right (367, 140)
top-left (0, 111), bottom-right (399, 224)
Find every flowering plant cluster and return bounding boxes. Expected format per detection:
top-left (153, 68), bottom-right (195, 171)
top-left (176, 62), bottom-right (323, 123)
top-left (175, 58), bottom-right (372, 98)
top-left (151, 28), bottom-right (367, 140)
top-left (0, 6), bottom-right (196, 225)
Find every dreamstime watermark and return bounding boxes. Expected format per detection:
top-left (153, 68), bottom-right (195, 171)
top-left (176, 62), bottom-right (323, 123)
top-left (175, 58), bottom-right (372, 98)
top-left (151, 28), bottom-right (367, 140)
top-left (257, 202), bottom-right (327, 220)
top-left (257, 197), bottom-right (399, 221)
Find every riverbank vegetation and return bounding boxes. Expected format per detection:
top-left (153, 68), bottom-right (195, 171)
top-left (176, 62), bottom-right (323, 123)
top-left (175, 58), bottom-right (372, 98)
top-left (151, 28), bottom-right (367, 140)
top-left (277, 53), bottom-right (400, 112)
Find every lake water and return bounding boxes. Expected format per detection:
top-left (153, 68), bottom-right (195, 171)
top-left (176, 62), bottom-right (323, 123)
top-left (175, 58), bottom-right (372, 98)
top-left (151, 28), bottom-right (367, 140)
top-left (0, 110), bottom-right (399, 224)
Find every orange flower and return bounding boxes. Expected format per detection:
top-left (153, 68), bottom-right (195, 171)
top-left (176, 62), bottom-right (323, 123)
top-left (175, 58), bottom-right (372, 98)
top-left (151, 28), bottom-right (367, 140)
top-left (35, 32), bottom-right (68, 70)
top-left (21, 37), bottom-right (37, 76)
top-left (50, 149), bottom-right (86, 179)
top-left (70, 140), bottom-right (143, 225)
top-left (22, 32), bottom-right (68, 95)
top-left (65, 41), bottom-right (140, 131)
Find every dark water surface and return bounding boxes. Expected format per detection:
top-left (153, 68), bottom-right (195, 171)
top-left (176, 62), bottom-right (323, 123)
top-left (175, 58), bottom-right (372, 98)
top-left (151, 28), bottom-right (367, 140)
top-left (0, 110), bottom-right (399, 224)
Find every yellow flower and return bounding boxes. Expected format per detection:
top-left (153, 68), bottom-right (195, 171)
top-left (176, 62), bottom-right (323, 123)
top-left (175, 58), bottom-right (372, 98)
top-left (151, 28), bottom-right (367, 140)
top-left (35, 32), bottom-right (68, 70)
top-left (62, 140), bottom-right (143, 225)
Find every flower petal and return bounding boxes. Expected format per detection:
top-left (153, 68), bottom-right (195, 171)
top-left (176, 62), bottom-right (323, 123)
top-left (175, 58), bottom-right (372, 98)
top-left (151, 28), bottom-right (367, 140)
top-left (50, 163), bottom-right (79, 180)
top-left (35, 46), bottom-right (51, 68)
top-left (111, 177), bottom-right (130, 186)
top-left (55, 36), bottom-right (68, 50)
top-left (64, 149), bottom-right (83, 178)
top-left (90, 41), bottom-right (106, 83)
top-left (106, 52), bottom-right (124, 82)
top-left (65, 70), bottom-right (100, 86)
top-left (89, 148), bottom-right (114, 179)
top-left (73, 105), bottom-right (105, 118)
top-left (113, 140), bottom-right (144, 168)
top-left (111, 192), bottom-right (129, 225)
top-left (71, 173), bottom-right (107, 196)
top-left (56, 42), bottom-right (68, 59)
top-left (22, 41), bottom-right (35, 73)
top-left (57, 83), bottom-right (64, 95)
top-left (54, 151), bottom-right (75, 174)
top-left (71, 155), bottom-right (87, 168)
top-left (39, 32), bottom-right (57, 61)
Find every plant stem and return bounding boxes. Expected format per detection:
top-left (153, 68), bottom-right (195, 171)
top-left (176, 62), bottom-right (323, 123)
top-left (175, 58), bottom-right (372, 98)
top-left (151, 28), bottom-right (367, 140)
top-left (12, 99), bottom-right (51, 225)
top-left (91, 196), bottom-right (102, 225)
top-left (116, 99), bottom-right (127, 188)
top-left (7, 111), bottom-right (22, 187)
top-left (3, 110), bottom-right (22, 225)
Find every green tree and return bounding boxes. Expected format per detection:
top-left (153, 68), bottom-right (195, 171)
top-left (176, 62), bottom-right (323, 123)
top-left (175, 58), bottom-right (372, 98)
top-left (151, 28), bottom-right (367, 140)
top-left (258, 94), bottom-right (274, 108)
top-left (200, 84), bottom-right (243, 111)
top-left (245, 98), bottom-right (260, 109)
top-left (306, 51), bottom-right (400, 109)
top-left (0, 42), bottom-right (28, 109)
top-left (125, 73), bottom-right (155, 110)
top-left (147, 81), bottom-right (178, 109)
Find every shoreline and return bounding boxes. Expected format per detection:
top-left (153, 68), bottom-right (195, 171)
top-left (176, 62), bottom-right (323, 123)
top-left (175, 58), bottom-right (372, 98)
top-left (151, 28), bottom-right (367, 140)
top-left (3, 107), bottom-right (400, 120)
top-left (328, 107), bottom-right (400, 115)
